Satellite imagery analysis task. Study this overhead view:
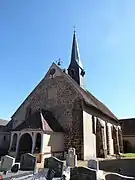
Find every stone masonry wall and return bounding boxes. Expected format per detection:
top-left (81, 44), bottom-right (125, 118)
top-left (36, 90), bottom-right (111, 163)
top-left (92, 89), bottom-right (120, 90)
top-left (11, 71), bottom-right (84, 158)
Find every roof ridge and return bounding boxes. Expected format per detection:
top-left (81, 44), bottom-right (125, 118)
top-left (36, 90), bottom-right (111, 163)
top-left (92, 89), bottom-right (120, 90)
top-left (86, 90), bottom-right (117, 119)
top-left (61, 69), bottom-right (117, 121)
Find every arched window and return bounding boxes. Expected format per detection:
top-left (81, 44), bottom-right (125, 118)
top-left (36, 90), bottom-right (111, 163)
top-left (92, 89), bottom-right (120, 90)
top-left (34, 133), bottom-right (41, 153)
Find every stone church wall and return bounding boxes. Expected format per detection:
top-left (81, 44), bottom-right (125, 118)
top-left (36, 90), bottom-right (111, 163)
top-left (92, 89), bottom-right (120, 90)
top-left (83, 103), bottom-right (119, 157)
top-left (11, 72), bottom-right (84, 158)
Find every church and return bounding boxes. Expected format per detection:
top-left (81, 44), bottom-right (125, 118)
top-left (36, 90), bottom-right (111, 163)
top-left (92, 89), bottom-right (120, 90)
top-left (0, 31), bottom-right (123, 162)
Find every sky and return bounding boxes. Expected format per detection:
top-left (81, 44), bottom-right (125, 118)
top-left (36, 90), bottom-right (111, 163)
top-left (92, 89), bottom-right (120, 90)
top-left (0, 0), bottom-right (135, 120)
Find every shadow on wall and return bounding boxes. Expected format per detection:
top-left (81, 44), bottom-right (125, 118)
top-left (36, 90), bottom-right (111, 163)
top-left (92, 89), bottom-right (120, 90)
top-left (123, 140), bottom-right (135, 153)
top-left (0, 134), bottom-right (11, 158)
top-left (99, 159), bottom-right (135, 177)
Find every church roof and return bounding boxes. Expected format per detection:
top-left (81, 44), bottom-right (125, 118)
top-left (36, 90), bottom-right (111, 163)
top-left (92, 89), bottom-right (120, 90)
top-left (0, 119), bottom-right (8, 126)
top-left (70, 31), bottom-right (83, 69)
top-left (66, 32), bottom-right (117, 121)
top-left (11, 63), bottom-right (118, 124)
top-left (14, 109), bottom-right (64, 132)
top-left (62, 66), bottom-right (118, 122)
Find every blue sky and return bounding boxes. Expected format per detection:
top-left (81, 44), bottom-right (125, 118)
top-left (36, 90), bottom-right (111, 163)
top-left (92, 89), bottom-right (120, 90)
top-left (0, 0), bottom-right (135, 120)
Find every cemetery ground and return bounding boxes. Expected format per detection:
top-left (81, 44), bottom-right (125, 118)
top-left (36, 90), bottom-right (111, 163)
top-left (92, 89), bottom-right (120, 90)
top-left (1, 151), bottom-right (135, 179)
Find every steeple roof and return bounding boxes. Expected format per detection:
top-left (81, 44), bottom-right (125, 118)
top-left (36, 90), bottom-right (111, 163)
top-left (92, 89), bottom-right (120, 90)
top-left (71, 30), bottom-right (83, 69)
top-left (68, 31), bottom-right (85, 88)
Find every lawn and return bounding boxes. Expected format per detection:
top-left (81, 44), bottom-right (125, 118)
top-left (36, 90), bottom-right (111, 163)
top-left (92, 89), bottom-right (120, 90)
top-left (122, 153), bottom-right (135, 158)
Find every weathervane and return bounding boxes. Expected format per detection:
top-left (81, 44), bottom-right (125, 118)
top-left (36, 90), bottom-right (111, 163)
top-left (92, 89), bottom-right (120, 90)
top-left (56, 58), bottom-right (62, 66)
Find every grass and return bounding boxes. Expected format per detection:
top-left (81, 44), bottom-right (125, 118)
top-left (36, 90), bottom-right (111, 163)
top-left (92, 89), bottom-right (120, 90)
top-left (122, 153), bottom-right (135, 158)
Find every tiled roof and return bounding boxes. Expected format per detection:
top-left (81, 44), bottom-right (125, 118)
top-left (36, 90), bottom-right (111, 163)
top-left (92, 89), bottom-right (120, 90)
top-left (62, 68), bottom-right (118, 122)
top-left (119, 118), bottom-right (135, 135)
top-left (0, 119), bottom-right (8, 126)
top-left (14, 109), bottom-right (64, 132)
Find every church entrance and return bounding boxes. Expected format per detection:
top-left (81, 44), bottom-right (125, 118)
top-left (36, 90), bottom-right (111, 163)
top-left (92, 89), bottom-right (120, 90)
top-left (16, 133), bottom-right (32, 162)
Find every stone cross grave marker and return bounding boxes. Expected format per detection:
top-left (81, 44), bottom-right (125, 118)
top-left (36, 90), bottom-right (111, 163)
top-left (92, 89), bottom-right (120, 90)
top-left (70, 166), bottom-right (97, 180)
top-left (105, 173), bottom-right (135, 180)
top-left (66, 147), bottom-right (77, 167)
top-left (88, 159), bottom-right (99, 171)
top-left (0, 155), bottom-right (15, 172)
top-left (44, 156), bottom-right (64, 178)
top-left (20, 153), bottom-right (36, 171)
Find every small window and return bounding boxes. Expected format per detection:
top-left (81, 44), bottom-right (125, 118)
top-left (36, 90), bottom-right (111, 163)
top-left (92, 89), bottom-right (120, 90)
top-left (92, 116), bottom-right (96, 134)
top-left (70, 69), bottom-right (75, 76)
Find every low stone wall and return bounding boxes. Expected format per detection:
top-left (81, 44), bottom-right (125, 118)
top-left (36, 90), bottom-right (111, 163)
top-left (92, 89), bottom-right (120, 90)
top-left (99, 159), bottom-right (135, 177)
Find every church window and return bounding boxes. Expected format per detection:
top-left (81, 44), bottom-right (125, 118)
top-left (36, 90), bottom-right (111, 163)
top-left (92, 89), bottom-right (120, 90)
top-left (92, 115), bottom-right (96, 134)
top-left (70, 69), bottom-right (75, 76)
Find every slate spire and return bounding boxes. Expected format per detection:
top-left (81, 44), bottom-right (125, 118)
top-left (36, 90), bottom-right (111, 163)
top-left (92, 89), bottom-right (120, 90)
top-left (68, 30), bottom-right (85, 88)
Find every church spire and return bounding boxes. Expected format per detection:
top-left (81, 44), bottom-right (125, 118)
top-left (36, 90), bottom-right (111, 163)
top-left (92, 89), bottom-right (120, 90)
top-left (68, 30), bottom-right (85, 88)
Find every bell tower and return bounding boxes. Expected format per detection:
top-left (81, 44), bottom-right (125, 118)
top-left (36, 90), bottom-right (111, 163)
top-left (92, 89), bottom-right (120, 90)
top-left (68, 31), bottom-right (85, 88)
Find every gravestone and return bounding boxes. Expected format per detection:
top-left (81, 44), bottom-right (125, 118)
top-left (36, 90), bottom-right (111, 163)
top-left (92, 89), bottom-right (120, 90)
top-left (70, 166), bottom-right (97, 180)
top-left (0, 155), bottom-right (15, 172)
top-left (66, 147), bottom-right (77, 167)
top-left (105, 173), bottom-right (135, 180)
top-left (88, 159), bottom-right (99, 170)
top-left (20, 153), bottom-right (36, 171)
top-left (44, 156), bottom-right (64, 178)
